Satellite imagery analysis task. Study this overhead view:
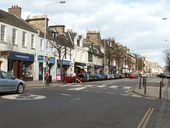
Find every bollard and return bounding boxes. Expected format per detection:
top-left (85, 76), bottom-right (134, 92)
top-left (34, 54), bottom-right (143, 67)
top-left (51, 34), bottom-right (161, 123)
top-left (139, 77), bottom-right (142, 89)
top-left (159, 81), bottom-right (162, 99)
top-left (143, 77), bottom-right (145, 87)
top-left (162, 78), bottom-right (164, 87)
top-left (144, 78), bottom-right (147, 94)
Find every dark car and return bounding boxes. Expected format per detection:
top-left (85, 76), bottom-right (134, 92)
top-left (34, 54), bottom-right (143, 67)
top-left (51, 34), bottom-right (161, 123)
top-left (157, 73), bottom-right (167, 78)
top-left (114, 73), bottom-right (123, 79)
top-left (0, 70), bottom-right (25, 94)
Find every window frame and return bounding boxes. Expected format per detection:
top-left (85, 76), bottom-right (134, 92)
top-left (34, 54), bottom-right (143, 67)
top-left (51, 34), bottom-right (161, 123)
top-left (12, 28), bottom-right (17, 45)
top-left (22, 31), bottom-right (27, 47)
top-left (1, 25), bottom-right (6, 42)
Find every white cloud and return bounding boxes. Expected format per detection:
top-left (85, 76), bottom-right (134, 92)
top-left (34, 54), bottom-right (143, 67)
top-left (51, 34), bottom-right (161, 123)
top-left (1, 0), bottom-right (170, 66)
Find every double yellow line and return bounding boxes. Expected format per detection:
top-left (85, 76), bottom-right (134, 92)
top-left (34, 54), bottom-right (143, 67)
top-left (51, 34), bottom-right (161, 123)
top-left (137, 107), bottom-right (154, 128)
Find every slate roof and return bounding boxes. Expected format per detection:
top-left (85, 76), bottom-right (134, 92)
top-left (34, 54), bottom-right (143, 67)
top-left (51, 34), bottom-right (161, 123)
top-left (0, 9), bottom-right (37, 33)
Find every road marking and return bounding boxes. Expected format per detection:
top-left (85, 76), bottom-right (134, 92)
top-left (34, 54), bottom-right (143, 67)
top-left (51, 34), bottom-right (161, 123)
top-left (97, 84), bottom-right (107, 88)
top-left (1, 94), bottom-right (46, 100)
top-left (60, 93), bottom-right (72, 97)
top-left (109, 85), bottom-right (118, 89)
top-left (137, 107), bottom-right (154, 128)
top-left (68, 86), bottom-right (88, 91)
top-left (123, 86), bottom-right (131, 89)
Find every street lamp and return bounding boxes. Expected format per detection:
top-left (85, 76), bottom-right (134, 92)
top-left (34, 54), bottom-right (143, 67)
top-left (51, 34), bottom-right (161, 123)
top-left (43, 0), bottom-right (66, 83)
top-left (45, 0), bottom-right (66, 38)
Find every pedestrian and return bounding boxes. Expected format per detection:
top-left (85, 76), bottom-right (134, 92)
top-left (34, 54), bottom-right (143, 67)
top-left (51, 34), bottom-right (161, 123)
top-left (72, 72), bottom-right (76, 84)
top-left (83, 72), bottom-right (88, 83)
top-left (45, 71), bottom-right (49, 86)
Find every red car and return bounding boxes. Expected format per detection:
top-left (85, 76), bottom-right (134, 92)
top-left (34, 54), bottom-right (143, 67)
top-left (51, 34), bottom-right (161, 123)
top-left (128, 73), bottom-right (138, 79)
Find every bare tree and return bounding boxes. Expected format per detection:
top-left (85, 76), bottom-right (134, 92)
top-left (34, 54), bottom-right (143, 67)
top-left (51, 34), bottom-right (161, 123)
top-left (126, 55), bottom-right (132, 72)
top-left (164, 48), bottom-right (170, 73)
top-left (103, 38), bottom-right (117, 74)
top-left (50, 32), bottom-right (73, 82)
top-left (114, 44), bottom-right (127, 73)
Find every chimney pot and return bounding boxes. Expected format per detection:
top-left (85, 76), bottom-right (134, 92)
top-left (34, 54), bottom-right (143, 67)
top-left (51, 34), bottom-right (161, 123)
top-left (8, 5), bottom-right (22, 18)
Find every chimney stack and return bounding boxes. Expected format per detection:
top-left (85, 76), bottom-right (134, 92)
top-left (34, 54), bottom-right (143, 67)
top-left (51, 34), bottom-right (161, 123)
top-left (26, 15), bottom-right (49, 34)
top-left (49, 25), bottom-right (65, 34)
top-left (8, 5), bottom-right (22, 18)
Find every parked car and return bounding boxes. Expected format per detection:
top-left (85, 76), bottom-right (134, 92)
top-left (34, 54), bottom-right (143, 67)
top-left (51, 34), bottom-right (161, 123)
top-left (157, 73), bottom-right (170, 79)
top-left (157, 73), bottom-right (167, 78)
top-left (128, 73), bottom-right (138, 79)
top-left (63, 75), bottom-right (73, 83)
top-left (94, 74), bottom-right (103, 80)
top-left (114, 73), bottom-right (123, 79)
top-left (88, 73), bottom-right (96, 81)
top-left (0, 70), bottom-right (25, 94)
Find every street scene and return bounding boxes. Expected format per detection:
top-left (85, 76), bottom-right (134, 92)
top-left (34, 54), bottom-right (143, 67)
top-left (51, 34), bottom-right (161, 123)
top-left (1, 0), bottom-right (170, 128)
top-left (0, 76), bottom-right (170, 128)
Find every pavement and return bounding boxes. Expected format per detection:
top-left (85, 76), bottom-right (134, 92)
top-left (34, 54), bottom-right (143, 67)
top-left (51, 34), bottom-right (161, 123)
top-left (25, 80), bottom-right (65, 88)
top-left (133, 79), bottom-right (170, 128)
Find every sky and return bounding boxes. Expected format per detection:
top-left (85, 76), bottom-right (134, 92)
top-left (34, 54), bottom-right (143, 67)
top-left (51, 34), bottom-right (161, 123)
top-left (1, 0), bottom-right (170, 67)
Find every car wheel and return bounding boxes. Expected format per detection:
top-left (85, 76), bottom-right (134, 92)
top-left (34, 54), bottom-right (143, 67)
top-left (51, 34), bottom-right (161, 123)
top-left (17, 84), bottom-right (24, 94)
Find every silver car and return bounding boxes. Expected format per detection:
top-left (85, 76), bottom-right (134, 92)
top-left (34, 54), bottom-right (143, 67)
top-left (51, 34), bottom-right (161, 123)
top-left (0, 70), bottom-right (25, 94)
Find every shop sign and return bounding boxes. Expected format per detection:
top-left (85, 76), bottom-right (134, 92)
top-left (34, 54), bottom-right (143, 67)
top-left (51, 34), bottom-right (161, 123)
top-left (38, 55), bottom-right (44, 62)
top-left (94, 65), bottom-right (102, 69)
top-left (48, 57), bottom-right (55, 64)
top-left (10, 52), bottom-right (34, 61)
top-left (61, 60), bottom-right (71, 65)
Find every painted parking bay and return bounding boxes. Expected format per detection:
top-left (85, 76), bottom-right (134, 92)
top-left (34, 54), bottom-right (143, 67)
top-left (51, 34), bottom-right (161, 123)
top-left (1, 94), bottom-right (46, 100)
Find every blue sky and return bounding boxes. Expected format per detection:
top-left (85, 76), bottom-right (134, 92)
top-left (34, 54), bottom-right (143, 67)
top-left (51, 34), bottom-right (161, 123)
top-left (1, 0), bottom-right (170, 67)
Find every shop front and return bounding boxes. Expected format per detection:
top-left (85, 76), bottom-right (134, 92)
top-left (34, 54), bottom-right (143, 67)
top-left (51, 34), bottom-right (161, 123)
top-left (87, 63), bottom-right (94, 74)
top-left (37, 55), bottom-right (44, 80)
top-left (57, 60), bottom-right (71, 81)
top-left (94, 65), bottom-right (103, 74)
top-left (8, 51), bottom-right (34, 81)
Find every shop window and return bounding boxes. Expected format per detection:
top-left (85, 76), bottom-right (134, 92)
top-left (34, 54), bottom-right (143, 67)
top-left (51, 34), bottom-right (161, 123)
top-left (23, 62), bottom-right (33, 77)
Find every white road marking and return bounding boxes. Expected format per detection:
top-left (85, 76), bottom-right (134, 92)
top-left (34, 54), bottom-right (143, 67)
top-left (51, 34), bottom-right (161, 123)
top-left (1, 94), bottom-right (46, 100)
top-left (97, 84), bottom-right (107, 88)
top-left (68, 86), bottom-right (88, 91)
top-left (123, 86), bottom-right (131, 90)
top-left (109, 85), bottom-right (118, 89)
top-left (60, 93), bottom-right (72, 97)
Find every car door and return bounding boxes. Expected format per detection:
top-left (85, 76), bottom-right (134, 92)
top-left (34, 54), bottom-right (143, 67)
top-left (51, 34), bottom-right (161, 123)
top-left (0, 71), bottom-right (17, 92)
top-left (0, 71), bottom-right (9, 92)
top-left (6, 72), bottom-right (18, 91)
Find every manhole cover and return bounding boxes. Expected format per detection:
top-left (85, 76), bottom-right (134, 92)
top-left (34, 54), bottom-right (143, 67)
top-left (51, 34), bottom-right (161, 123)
top-left (1, 94), bottom-right (46, 100)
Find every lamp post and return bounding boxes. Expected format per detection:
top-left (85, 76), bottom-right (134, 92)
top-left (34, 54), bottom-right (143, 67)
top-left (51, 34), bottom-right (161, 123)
top-left (43, 0), bottom-right (66, 83)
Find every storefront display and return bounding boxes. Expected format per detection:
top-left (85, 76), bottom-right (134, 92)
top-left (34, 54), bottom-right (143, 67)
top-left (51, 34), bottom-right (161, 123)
top-left (8, 51), bottom-right (34, 81)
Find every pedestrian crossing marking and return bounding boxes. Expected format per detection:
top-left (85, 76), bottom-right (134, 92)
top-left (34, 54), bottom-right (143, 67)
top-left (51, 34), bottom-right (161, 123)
top-left (68, 86), bottom-right (88, 91)
top-left (123, 87), bottom-right (131, 89)
top-left (97, 84), bottom-right (107, 88)
top-left (109, 85), bottom-right (118, 89)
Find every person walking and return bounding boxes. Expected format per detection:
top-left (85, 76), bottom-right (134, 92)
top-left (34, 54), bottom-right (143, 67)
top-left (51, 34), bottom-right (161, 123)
top-left (72, 72), bottom-right (76, 84)
top-left (45, 71), bottom-right (49, 86)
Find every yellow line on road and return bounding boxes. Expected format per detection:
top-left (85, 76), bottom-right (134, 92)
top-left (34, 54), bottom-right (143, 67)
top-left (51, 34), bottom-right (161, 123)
top-left (137, 107), bottom-right (154, 128)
